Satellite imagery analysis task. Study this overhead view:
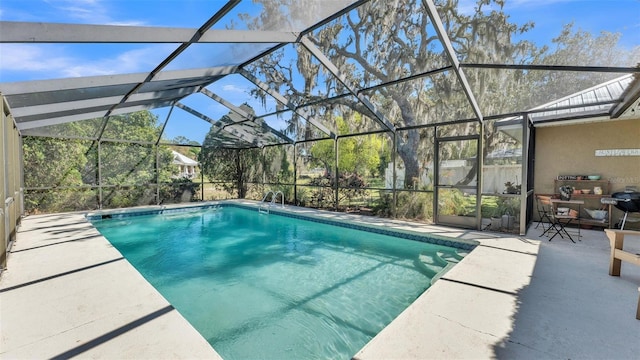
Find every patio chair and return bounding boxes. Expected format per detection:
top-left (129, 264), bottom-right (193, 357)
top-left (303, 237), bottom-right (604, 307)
top-left (535, 195), bottom-right (554, 232)
top-left (539, 196), bottom-right (578, 242)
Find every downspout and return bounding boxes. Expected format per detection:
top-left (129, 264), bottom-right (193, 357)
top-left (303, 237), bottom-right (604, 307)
top-left (334, 137), bottom-right (339, 211)
top-left (98, 141), bottom-right (102, 209)
top-left (392, 132), bottom-right (398, 218)
top-left (520, 114), bottom-right (531, 235)
top-left (476, 123), bottom-right (484, 231)
top-left (293, 142), bottom-right (298, 205)
top-left (155, 145), bottom-right (160, 205)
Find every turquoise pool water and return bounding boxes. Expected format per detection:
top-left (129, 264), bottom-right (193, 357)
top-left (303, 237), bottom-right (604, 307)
top-left (91, 206), bottom-right (468, 359)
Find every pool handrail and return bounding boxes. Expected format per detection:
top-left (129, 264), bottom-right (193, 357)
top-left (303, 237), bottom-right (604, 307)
top-left (259, 190), bottom-right (284, 214)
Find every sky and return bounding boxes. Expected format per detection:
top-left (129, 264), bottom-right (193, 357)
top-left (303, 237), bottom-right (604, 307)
top-left (0, 0), bottom-right (638, 144)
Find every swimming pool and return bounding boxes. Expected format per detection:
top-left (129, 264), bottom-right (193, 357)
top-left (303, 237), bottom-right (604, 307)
top-left (90, 204), bottom-right (473, 359)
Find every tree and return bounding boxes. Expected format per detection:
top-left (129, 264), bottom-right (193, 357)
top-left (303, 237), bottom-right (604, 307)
top-left (22, 137), bottom-right (94, 212)
top-left (23, 110), bottom-right (175, 212)
top-left (242, 0), bottom-right (636, 188)
top-left (199, 146), bottom-right (262, 198)
top-left (199, 106), bottom-right (265, 198)
top-left (307, 115), bottom-right (384, 178)
top-left (263, 145), bottom-right (294, 184)
top-left (532, 23), bottom-right (640, 101)
top-left (169, 136), bottom-right (201, 164)
top-left (100, 111), bottom-right (173, 186)
top-left (243, 0), bottom-right (542, 186)
top-left (23, 138), bottom-right (88, 189)
top-left (171, 136), bottom-right (195, 145)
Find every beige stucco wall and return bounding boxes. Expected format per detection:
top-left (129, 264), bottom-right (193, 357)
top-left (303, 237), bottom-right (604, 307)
top-left (534, 118), bottom-right (640, 228)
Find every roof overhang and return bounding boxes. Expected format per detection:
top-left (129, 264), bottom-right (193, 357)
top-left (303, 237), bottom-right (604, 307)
top-left (529, 74), bottom-right (639, 127)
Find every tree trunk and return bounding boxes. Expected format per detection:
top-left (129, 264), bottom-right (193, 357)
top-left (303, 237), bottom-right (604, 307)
top-left (393, 94), bottom-right (422, 188)
top-left (397, 128), bottom-right (421, 188)
top-left (235, 151), bottom-right (246, 198)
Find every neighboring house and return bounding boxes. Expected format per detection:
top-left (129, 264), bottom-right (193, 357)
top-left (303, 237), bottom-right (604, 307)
top-left (172, 150), bottom-right (199, 179)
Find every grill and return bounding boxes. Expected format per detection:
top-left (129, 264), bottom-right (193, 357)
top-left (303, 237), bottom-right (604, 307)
top-left (602, 191), bottom-right (640, 229)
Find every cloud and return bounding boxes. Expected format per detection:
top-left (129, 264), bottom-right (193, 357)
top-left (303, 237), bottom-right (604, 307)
top-left (508, 0), bottom-right (574, 7)
top-left (455, 0), bottom-right (479, 15)
top-left (63, 46), bottom-right (175, 77)
top-left (222, 84), bottom-right (246, 93)
top-left (457, 0), bottom-right (574, 15)
top-left (43, 0), bottom-right (105, 22)
top-left (44, 0), bottom-right (146, 25)
top-left (205, 102), bottom-right (231, 118)
top-left (0, 43), bottom-right (174, 80)
top-left (0, 44), bottom-right (73, 74)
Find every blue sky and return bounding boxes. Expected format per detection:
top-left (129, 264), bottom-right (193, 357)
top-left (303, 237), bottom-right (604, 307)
top-left (0, 0), bottom-right (638, 143)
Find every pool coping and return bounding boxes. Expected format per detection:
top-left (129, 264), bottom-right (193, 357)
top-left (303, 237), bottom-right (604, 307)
top-left (86, 201), bottom-right (478, 251)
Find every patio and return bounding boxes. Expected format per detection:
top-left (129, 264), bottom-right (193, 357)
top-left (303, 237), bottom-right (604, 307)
top-left (1, 1), bottom-right (639, 358)
top-left (1, 202), bottom-right (638, 359)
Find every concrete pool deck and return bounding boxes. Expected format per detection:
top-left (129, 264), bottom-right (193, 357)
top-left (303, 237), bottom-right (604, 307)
top-left (1, 201), bottom-right (639, 359)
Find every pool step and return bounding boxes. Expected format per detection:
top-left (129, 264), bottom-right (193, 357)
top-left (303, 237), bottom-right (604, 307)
top-left (437, 249), bottom-right (467, 263)
top-left (417, 249), bottom-right (468, 283)
top-left (416, 252), bottom-right (448, 278)
top-left (415, 257), bottom-right (439, 278)
top-left (421, 252), bottom-right (449, 267)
